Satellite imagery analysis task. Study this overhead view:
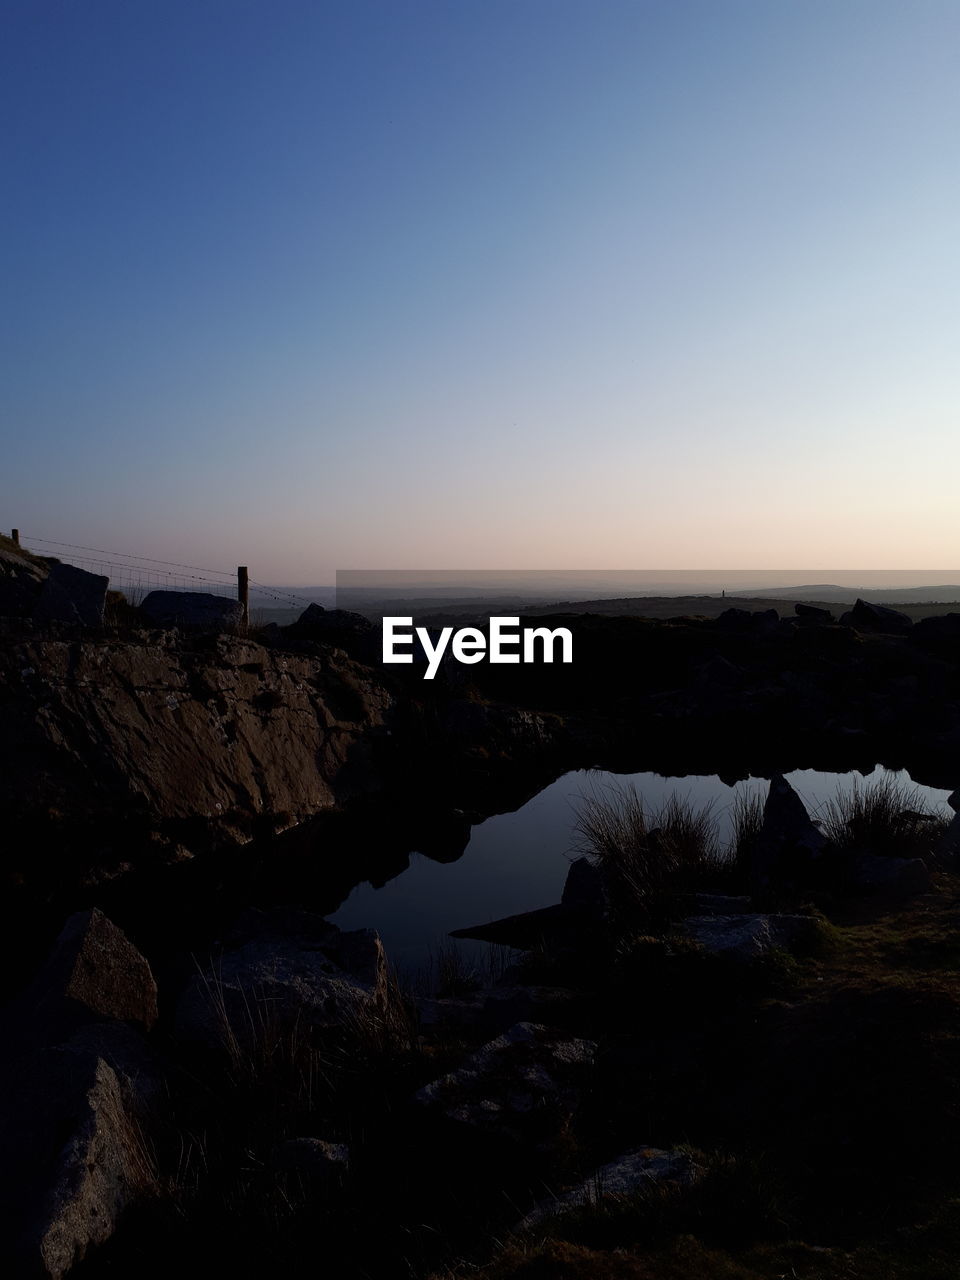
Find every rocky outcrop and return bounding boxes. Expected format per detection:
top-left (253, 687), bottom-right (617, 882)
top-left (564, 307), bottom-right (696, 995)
top-left (840, 598), bottom-right (913, 633)
top-left (140, 590), bottom-right (243, 629)
top-left (3, 1047), bottom-right (158, 1278)
top-left (34, 563), bottom-right (108, 627)
top-left (0, 546), bottom-right (107, 627)
top-left (680, 912), bottom-right (820, 961)
top-left (0, 629), bottom-right (396, 871)
top-left (519, 1145), bottom-right (702, 1229)
top-left (176, 910), bottom-right (387, 1052)
top-left (1, 912), bottom-right (162, 1278)
top-left (414, 1022), bottom-right (597, 1146)
top-left (795, 602), bottom-right (834, 624)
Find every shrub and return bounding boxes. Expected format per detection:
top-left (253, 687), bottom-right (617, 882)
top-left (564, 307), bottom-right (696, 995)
top-left (820, 772), bottom-right (950, 861)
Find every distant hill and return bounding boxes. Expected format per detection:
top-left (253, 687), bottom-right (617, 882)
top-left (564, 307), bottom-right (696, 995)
top-left (735, 584), bottom-right (960, 605)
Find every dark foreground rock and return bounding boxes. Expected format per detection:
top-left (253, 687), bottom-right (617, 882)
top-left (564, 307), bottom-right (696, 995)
top-left (176, 910), bottom-right (387, 1052)
top-left (680, 912), bottom-right (821, 961)
top-left (0, 912), bottom-right (162, 1278)
top-left (752, 773), bottom-right (826, 890)
top-left (1, 1047), bottom-right (158, 1278)
top-left (519, 1145), bottom-right (703, 1229)
top-left (415, 1022), bottom-right (597, 1147)
top-left (13, 908), bottom-right (158, 1043)
top-left (34, 563), bottom-right (108, 627)
top-left (839, 598), bottom-right (913, 633)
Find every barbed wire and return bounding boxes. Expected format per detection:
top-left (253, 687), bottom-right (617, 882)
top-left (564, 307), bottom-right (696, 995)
top-left (22, 536), bottom-right (236, 579)
top-left (16, 531), bottom-right (322, 611)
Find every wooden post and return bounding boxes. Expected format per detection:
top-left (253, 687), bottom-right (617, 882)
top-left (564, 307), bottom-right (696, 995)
top-left (238, 566), bottom-right (249, 629)
top-left (11, 529), bottom-right (19, 546)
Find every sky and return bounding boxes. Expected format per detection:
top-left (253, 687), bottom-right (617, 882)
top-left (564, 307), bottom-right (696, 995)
top-left (2, 0), bottom-right (959, 584)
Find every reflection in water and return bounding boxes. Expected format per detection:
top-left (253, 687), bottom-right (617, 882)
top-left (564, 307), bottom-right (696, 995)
top-left (329, 766), bottom-right (953, 972)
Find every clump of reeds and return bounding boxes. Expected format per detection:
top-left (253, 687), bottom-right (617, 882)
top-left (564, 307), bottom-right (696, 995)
top-left (573, 783), bottom-right (722, 928)
top-left (819, 772), bottom-right (950, 861)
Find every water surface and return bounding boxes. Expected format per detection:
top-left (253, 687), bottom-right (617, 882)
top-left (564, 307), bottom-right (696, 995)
top-left (329, 766), bottom-right (953, 973)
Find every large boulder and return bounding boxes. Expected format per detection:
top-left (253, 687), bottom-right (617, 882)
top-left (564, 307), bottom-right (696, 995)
top-left (795, 602), bottom-right (835, 624)
top-left (0, 543), bottom-right (48, 617)
top-left (839, 598), bottom-right (913, 633)
top-left (519, 1145), bottom-right (702, 1229)
top-left (1, 1040), bottom-right (158, 1278)
top-left (914, 613), bottom-right (960, 639)
top-left (680, 912), bottom-right (821, 961)
top-left (414, 1022), bottom-right (596, 1146)
top-left (14, 909), bottom-right (158, 1044)
top-left (176, 910), bottom-right (387, 1052)
top-left (140, 590), bottom-right (243, 629)
top-left (33, 562), bottom-right (108, 627)
top-left (849, 855), bottom-right (931, 897)
top-left (752, 774), bottom-right (826, 890)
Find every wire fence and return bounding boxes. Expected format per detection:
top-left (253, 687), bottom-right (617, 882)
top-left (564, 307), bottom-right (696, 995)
top-left (16, 533), bottom-right (321, 614)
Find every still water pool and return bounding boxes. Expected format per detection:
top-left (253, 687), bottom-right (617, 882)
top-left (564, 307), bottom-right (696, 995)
top-left (329, 766), bottom-right (954, 974)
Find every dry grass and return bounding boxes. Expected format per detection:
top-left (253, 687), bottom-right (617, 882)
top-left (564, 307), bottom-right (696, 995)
top-left (819, 772), bottom-right (950, 860)
top-left (573, 784), bottom-right (722, 928)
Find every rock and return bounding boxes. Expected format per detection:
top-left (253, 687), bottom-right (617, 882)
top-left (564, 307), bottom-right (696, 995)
top-left (519, 1145), bottom-right (702, 1229)
top-left (947, 790), bottom-right (960, 813)
top-left (681, 913), bottom-right (819, 961)
top-left (561, 857), bottom-right (605, 915)
top-left (839, 598), bottom-right (913, 633)
top-left (33, 562), bottom-right (108, 627)
top-left (713, 608), bottom-right (778, 633)
top-left (18, 908), bottom-right (158, 1041)
top-left (0, 544), bottom-right (48, 617)
top-left (850, 855), bottom-right (931, 897)
top-left (914, 613), bottom-right (960, 639)
top-left (937, 811), bottom-right (960, 860)
top-left (693, 654), bottom-right (742, 686)
top-left (0, 631), bottom-right (396, 884)
top-left (176, 913), bottom-right (387, 1052)
top-left (414, 1022), bottom-right (596, 1146)
top-left (752, 774), bottom-right (826, 889)
top-left (1, 1044), bottom-right (158, 1278)
top-left (795, 602), bottom-right (835, 624)
top-left (272, 1138), bottom-right (349, 1181)
top-left (417, 986), bottom-right (577, 1037)
top-left (140, 590), bottom-right (243, 628)
top-left (677, 893), bottom-right (753, 915)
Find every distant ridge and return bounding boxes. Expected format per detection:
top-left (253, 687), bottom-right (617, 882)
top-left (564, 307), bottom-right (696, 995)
top-left (736, 584), bottom-right (960, 605)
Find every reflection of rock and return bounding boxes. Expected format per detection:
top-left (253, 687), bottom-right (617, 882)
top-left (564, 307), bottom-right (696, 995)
top-left (519, 1145), bottom-right (702, 1229)
top-left (141, 590), bottom-right (243, 628)
top-left (451, 857), bottom-right (603, 949)
top-left (414, 1022), bottom-right (596, 1146)
top-left (680, 913), bottom-right (819, 961)
top-left (176, 910), bottom-right (387, 1051)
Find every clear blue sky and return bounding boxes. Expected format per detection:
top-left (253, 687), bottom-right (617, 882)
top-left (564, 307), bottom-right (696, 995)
top-left (3, 1), bottom-right (959, 581)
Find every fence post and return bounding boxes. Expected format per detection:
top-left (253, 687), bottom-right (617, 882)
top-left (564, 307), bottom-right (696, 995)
top-left (11, 529), bottom-right (19, 546)
top-left (238, 566), bottom-right (249, 629)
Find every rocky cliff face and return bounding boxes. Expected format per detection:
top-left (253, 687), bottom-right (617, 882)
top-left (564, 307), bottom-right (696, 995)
top-left (0, 624), bottom-right (399, 882)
